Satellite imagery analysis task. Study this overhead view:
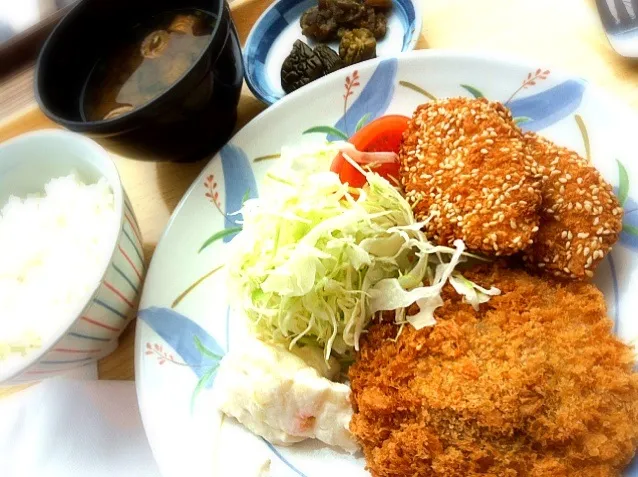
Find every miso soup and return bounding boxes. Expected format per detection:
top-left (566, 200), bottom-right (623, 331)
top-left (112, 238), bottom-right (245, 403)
top-left (81, 9), bottom-right (214, 121)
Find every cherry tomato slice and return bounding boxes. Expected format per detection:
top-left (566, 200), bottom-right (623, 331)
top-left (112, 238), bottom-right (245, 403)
top-left (331, 115), bottom-right (410, 188)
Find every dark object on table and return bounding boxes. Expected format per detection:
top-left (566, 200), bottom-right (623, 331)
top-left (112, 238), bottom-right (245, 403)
top-left (280, 40), bottom-right (325, 94)
top-left (300, 6), bottom-right (339, 41)
top-left (300, 0), bottom-right (388, 42)
top-left (35, 0), bottom-right (244, 162)
top-left (339, 28), bottom-right (376, 65)
top-left (313, 44), bottom-right (344, 74)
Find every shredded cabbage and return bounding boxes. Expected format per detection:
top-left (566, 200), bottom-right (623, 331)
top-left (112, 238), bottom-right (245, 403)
top-left (449, 272), bottom-right (501, 311)
top-left (228, 142), bottom-right (499, 359)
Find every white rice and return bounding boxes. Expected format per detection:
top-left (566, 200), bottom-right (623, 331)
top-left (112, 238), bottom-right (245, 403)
top-left (0, 173), bottom-right (118, 360)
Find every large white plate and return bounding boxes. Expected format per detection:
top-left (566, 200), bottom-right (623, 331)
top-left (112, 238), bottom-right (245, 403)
top-left (135, 51), bottom-right (638, 477)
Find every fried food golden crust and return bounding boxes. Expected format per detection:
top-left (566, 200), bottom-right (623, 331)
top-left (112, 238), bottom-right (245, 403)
top-left (399, 97), bottom-right (542, 256)
top-left (522, 133), bottom-right (623, 280)
top-left (349, 265), bottom-right (638, 477)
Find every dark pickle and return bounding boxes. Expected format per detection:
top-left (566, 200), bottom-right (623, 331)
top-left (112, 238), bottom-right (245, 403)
top-left (300, 0), bottom-right (388, 42)
top-left (300, 6), bottom-right (339, 41)
top-left (339, 28), bottom-right (376, 66)
top-left (354, 7), bottom-right (387, 39)
top-left (318, 0), bottom-right (366, 24)
top-left (281, 40), bottom-right (325, 94)
top-left (313, 44), bottom-right (344, 74)
top-left (289, 0), bottom-right (389, 95)
top-left (281, 40), bottom-right (345, 94)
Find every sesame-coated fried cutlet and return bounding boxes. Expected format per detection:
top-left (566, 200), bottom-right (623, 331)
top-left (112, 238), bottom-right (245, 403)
top-left (399, 98), bottom-right (542, 256)
top-left (349, 265), bottom-right (638, 477)
top-left (522, 133), bottom-right (623, 279)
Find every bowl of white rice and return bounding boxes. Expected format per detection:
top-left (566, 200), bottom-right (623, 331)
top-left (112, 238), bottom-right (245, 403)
top-left (0, 129), bottom-right (144, 385)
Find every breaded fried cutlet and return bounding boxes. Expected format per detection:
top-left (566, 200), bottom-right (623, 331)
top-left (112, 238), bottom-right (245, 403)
top-left (522, 133), bottom-right (624, 280)
top-left (399, 97), bottom-right (542, 256)
top-left (349, 265), bottom-right (638, 477)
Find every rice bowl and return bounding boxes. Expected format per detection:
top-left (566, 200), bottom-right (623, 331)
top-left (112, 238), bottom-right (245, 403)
top-left (0, 130), bottom-right (143, 385)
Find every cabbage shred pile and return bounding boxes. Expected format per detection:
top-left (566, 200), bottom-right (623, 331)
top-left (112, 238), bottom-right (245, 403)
top-left (227, 143), bottom-right (499, 359)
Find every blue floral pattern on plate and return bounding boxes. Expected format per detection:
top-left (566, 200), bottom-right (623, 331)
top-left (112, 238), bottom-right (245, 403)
top-left (329, 58), bottom-right (399, 140)
top-left (139, 307), bottom-right (224, 385)
top-left (219, 144), bottom-right (258, 243)
top-left (509, 79), bottom-right (586, 132)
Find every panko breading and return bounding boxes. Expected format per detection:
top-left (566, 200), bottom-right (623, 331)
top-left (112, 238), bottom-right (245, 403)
top-left (399, 97), bottom-right (542, 256)
top-left (349, 265), bottom-right (638, 477)
top-left (522, 133), bottom-right (624, 279)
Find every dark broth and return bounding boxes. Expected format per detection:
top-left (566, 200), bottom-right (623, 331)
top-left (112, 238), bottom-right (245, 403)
top-left (81, 9), bottom-right (214, 121)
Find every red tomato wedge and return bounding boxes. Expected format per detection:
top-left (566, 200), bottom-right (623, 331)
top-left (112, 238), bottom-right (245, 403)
top-left (330, 115), bottom-right (410, 188)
